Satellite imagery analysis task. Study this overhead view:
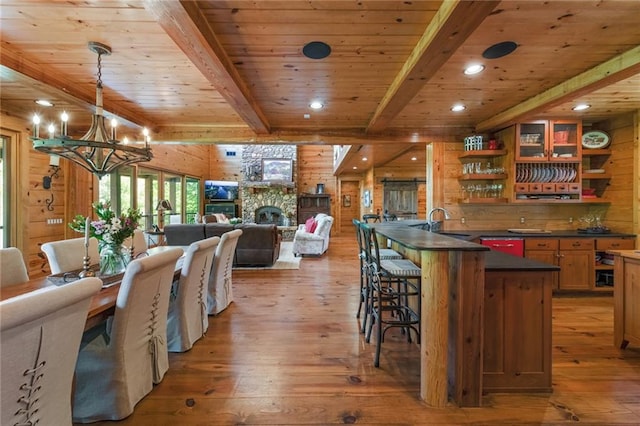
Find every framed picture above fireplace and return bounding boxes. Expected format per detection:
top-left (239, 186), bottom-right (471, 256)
top-left (262, 158), bottom-right (293, 182)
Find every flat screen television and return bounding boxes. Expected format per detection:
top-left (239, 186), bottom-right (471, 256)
top-left (204, 180), bottom-right (239, 201)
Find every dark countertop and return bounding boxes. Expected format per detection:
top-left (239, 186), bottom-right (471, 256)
top-left (396, 221), bottom-right (635, 240)
top-left (485, 250), bottom-right (560, 271)
top-left (371, 222), bottom-right (489, 252)
top-left (369, 220), bottom-right (633, 272)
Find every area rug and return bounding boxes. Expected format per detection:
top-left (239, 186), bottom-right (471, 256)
top-left (233, 241), bottom-right (301, 270)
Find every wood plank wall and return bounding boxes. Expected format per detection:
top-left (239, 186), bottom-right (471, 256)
top-left (440, 114), bottom-right (637, 234)
top-left (3, 110), bottom-right (638, 278)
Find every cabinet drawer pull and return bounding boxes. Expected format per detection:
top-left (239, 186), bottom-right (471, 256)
top-left (493, 243), bottom-right (514, 248)
top-left (612, 243), bottom-right (620, 247)
top-left (537, 243), bottom-right (547, 247)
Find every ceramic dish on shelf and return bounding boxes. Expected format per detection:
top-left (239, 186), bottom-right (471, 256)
top-left (582, 130), bottom-right (610, 149)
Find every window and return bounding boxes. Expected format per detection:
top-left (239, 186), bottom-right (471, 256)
top-left (185, 177), bottom-right (200, 224)
top-left (98, 166), bottom-right (200, 229)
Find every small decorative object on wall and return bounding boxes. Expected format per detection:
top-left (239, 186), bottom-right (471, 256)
top-left (262, 158), bottom-right (293, 182)
top-left (363, 190), bottom-right (371, 207)
top-left (343, 194), bottom-right (351, 207)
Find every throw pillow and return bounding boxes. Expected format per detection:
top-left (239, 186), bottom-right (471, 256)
top-left (305, 217), bottom-right (318, 233)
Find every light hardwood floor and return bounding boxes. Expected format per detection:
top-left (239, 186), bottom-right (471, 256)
top-left (84, 234), bottom-right (640, 425)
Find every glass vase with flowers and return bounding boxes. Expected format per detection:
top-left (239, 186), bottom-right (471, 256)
top-left (69, 201), bottom-right (142, 276)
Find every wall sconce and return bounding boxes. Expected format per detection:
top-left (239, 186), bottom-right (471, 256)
top-left (43, 155), bottom-right (60, 190)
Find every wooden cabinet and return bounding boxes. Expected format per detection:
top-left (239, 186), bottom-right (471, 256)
top-left (483, 269), bottom-right (553, 392)
top-left (513, 120), bottom-right (583, 202)
top-left (525, 236), bottom-right (634, 292)
top-left (457, 149), bottom-right (508, 204)
top-left (525, 238), bottom-right (594, 291)
top-left (611, 252), bottom-right (640, 349)
top-left (558, 238), bottom-right (594, 291)
top-left (515, 120), bottom-right (582, 161)
top-left (595, 237), bottom-right (636, 289)
top-left (297, 194), bottom-right (330, 223)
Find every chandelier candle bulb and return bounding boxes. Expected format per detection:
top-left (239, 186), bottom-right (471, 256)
top-left (32, 114), bottom-right (40, 138)
top-left (47, 123), bottom-right (55, 139)
top-left (110, 118), bottom-right (117, 140)
top-left (61, 112), bottom-right (68, 136)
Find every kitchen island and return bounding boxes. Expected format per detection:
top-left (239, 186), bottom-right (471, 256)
top-left (371, 223), bottom-right (559, 407)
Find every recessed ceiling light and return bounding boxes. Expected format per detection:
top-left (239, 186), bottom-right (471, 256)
top-left (572, 104), bottom-right (591, 111)
top-left (411, 157), bottom-right (417, 161)
top-left (303, 41), bottom-right (332, 60)
top-left (464, 64), bottom-right (485, 75)
top-left (352, 166), bottom-right (358, 170)
top-left (482, 41), bottom-right (518, 59)
top-left (303, 113), bottom-right (311, 119)
top-left (362, 157), bottom-right (367, 161)
top-left (35, 99), bottom-right (54, 107)
top-left (451, 104), bottom-right (466, 112)
top-left (309, 101), bottom-right (324, 110)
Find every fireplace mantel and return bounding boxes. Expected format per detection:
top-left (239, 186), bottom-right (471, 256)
top-left (245, 181), bottom-right (295, 194)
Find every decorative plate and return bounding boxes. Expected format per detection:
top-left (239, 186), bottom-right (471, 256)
top-left (582, 130), bottom-right (610, 149)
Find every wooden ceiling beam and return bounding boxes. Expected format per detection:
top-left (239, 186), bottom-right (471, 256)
top-left (154, 126), bottom-right (463, 145)
top-left (366, 0), bottom-right (500, 134)
top-left (143, 0), bottom-right (271, 135)
top-left (477, 45), bottom-right (640, 133)
top-left (0, 48), bottom-right (150, 130)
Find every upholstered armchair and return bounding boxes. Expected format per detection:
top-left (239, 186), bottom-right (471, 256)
top-left (292, 213), bottom-right (334, 256)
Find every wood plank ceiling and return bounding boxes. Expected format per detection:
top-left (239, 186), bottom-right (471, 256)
top-left (1, 1), bottom-right (639, 175)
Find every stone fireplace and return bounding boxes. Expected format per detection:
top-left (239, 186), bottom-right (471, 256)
top-left (241, 145), bottom-right (298, 225)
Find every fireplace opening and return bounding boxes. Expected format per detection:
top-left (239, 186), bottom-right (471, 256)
top-left (255, 206), bottom-right (283, 225)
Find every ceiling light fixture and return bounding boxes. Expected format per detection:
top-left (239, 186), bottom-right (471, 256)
top-left (31, 41), bottom-right (152, 179)
top-left (572, 103), bottom-right (591, 111)
top-left (35, 99), bottom-right (54, 107)
top-left (451, 104), bottom-right (466, 112)
top-left (411, 157), bottom-right (417, 161)
top-left (464, 64), bottom-right (485, 75)
top-left (362, 157), bottom-right (367, 161)
top-left (309, 101), bottom-right (324, 110)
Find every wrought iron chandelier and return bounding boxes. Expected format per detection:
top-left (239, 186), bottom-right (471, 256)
top-left (31, 41), bottom-right (152, 178)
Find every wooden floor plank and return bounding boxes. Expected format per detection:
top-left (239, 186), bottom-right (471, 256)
top-left (80, 234), bottom-right (640, 425)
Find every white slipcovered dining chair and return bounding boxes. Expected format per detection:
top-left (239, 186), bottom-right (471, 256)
top-left (1, 277), bottom-right (102, 426)
top-left (207, 229), bottom-right (242, 315)
top-left (123, 228), bottom-right (148, 259)
top-left (72, 248), bottom-right (182, 423)
top-left (41, 237), bottom-right (100, 274)
top-left (0, 247), bottom-right (29, 287)
top-left (166, 236), bottom-right (219, 352)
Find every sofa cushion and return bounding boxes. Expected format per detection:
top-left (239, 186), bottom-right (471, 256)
top-left (204, 223), bottom-right (235, 239)
top-left (305, 217), bottom-right (317, 233)
top-left (233, 224), bottom-right (281, 266)
top-left (164, 224), bottom-right (206, 246)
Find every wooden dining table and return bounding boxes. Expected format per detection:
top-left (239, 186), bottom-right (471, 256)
top-left (0, 246), bottom-right (185, 330)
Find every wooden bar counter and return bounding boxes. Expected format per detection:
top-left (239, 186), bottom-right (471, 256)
top-left (372, 223), bottom-right (560, 406)
top-left (609, 250), bottom-right (640, 349)
top-left (372, 223), bottom-right (489, 407)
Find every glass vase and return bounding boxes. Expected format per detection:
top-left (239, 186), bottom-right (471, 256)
top-left (99, 243), bottom-right (129, 276)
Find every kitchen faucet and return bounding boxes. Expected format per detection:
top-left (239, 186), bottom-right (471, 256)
top-left (426, 207), bottom-right (451, 232)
